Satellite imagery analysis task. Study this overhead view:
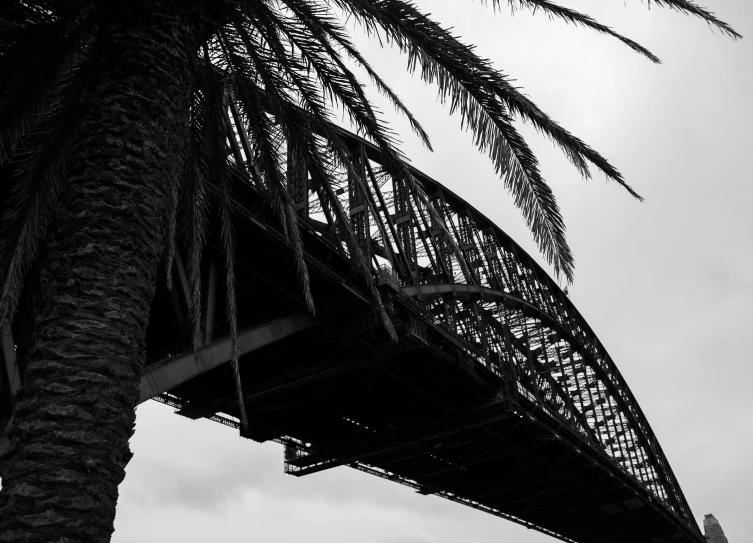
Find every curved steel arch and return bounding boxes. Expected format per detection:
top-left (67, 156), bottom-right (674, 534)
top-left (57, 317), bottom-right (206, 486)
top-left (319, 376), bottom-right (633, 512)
top-left (401, 282), bottom-right (682, 506)
top-left (219, 96), bottom-right (698, 536)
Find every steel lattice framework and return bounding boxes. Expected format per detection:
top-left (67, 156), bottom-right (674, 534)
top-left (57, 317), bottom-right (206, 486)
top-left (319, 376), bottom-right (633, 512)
top-left (0, 93), bottom-right (702, 543)
top-left (223, 96), bottom-right (697, 539)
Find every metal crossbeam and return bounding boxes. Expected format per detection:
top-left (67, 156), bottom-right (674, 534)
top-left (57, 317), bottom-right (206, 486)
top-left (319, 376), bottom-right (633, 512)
top-left (138, 314), bottom-right (315, 404)
top-left (286, 401), bottom-right (513, 477)
top-left (201, 358), bottom-right (364, 416)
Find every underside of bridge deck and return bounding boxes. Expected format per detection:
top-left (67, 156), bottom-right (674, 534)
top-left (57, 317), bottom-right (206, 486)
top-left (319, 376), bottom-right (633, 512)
top-left (147, 305), bottom-right (695, 543)
top-left (131, 189), bottom-right (700, 543)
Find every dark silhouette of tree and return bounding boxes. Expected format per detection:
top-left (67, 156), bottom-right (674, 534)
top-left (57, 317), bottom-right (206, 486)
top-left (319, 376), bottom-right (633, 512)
top-left (0, 1), bottom-right (739, 541)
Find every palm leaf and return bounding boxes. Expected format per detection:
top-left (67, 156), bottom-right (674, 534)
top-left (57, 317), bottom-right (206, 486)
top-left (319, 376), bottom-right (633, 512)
top-left (244, 2), bottom-right (498, 285)
top-left (644, 0), bottom-right (741, 38)
top-left (487, 0), bottom-right (661, 62)
top-left (178, 84), bottom-right (210, 354)
top-left (0, 54), bottom-right (90, 325)
top-left (333, 0), bottom-right (620, 279)
top-left (221, 19), bottom-right (317, 315)
top-left (200, 46), bottom-right (249, 433)
top-left (219, 16), bottom-right (397, 338)
top-left (280, 0), bottom-right (433, 150)
top-left (0, 2), bottom-right (97, 163)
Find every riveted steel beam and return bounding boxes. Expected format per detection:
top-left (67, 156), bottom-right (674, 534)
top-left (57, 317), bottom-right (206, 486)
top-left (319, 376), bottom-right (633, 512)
top-left (139, 314), bottom-right (316, 404)
top-left (286, 401), bottom-right (513, 477)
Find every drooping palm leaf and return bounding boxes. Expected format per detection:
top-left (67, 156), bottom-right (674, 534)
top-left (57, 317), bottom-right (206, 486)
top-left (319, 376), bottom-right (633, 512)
top-left (324, 0), bottom-right (577, 279)
top-left (221, 16), bottom-right (317, 315)
top-left (641, 0), bottom-right (740, 38)
top-left (0, 51), bottom-right (91, 326)
top-left (218, 6), bottom-right (399, 337)
top-left (279, 0), bottom-right (433, 150)
top-left (233, 4), bottom-right (469, 286)
top-left (178, 81), bottom-right (211, 354)
top-left (0, 2), bottom-right (97, 163)
top-left (200, 45), bottom-right (250, 432)
top-left (489, 0), bottom-right (662, 61)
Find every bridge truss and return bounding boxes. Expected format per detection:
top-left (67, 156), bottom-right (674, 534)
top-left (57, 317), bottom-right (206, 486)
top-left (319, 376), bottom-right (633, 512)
top-left (221, 94), bottom-right (698, 540)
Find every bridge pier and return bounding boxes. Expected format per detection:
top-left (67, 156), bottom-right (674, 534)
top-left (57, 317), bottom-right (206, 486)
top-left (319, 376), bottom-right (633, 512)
top-left (703, 514), bottom-right (729, 543)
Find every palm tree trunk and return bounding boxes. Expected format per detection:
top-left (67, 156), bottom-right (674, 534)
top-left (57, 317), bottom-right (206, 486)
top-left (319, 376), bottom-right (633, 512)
top-left (0, 4), bottom-right (200, 541)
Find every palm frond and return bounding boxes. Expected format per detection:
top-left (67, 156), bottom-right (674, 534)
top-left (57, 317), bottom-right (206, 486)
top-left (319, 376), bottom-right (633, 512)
top-left (0, 1), bottom-right (58, 33)
top-left (0, 2), bottom-right (97, 163)
top-left (486, 0), bottom-right (739, 41)
top-left (331, 0), bottom-right (578, 280)
top-left (645, 0), bottom-right (741, 39)
top-left (0, 54), bottom-right (90, 325)
top-left (163, 162), bottom-right (180, 293)
top-left (243, 3), bottom-right (497, 285)
top-left (200, 46), bottom-right (249, 433)
top-left (316, 161), bottom-right (398, 342)
top-left (221, 18), bottom-right (317, 315)
top-left (178, 85), bottom-right (210, 354)
top-left (0, 0), bottom-right (76, 26)
top-left (248, 1), bottom-right (403, 160)
top-left (485, 0), bottom-right (661, 62)
top-left (219, 13), bottom-right (397, 338)
top-left (280, 0), bottom-right (432, 150)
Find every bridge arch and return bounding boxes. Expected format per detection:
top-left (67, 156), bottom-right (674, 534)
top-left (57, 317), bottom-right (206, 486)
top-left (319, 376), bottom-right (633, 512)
top-left (156, 96), bottom-right (700, 541)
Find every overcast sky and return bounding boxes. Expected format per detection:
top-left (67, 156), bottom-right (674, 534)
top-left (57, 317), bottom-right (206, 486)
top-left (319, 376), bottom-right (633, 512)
top-left (114, 2), bottom-right (753, 542)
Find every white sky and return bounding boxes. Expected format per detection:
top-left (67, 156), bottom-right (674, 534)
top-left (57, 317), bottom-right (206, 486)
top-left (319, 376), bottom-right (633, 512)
top-left (114, 2), bottom-right (753, 542)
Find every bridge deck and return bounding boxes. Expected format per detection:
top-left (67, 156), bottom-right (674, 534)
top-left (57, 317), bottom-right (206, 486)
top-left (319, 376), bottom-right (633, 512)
top-left (137, 180), bottom-right (700, 543)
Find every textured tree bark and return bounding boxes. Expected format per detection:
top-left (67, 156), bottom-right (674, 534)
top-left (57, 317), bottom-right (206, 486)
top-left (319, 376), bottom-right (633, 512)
top-left (0, 3), bottom-right (200, 541)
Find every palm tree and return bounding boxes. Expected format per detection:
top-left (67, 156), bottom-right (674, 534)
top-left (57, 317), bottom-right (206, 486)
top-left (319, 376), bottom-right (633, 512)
top-left (0, 0), bottom-right (739, 541)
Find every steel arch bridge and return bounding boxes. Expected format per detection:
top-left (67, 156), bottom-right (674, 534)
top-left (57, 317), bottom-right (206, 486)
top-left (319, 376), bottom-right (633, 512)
top-left (1, 98), bottom-right (701, 543)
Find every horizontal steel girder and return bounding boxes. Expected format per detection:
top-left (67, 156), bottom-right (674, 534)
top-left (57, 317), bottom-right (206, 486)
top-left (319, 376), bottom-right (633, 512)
top-left (287, 401), bottom-right (514, 477)
top-left (138, 314), bottom-right (316, 404)
top-left (402, 283), bottom-right (569, 341)
top-left (198, 358), bottom-right (365, 415)
top-left (403, 283), bottom-right (528, 306)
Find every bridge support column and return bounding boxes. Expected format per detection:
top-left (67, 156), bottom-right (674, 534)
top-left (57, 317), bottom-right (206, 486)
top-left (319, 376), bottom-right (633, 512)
top-left (703, 514), bottom-right (729, 543)
top-left (348, 145), bottom-right (371, 263)
top-left (393, 176), bottom-right (417, 279)
top-left (287, 145), bottom-right (309, 216)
